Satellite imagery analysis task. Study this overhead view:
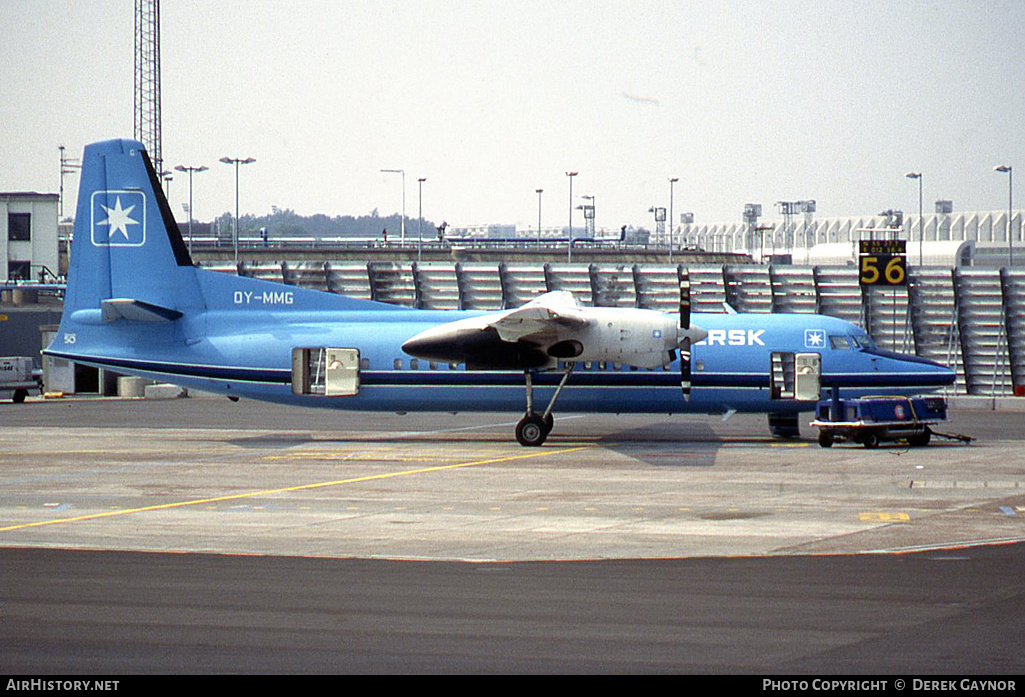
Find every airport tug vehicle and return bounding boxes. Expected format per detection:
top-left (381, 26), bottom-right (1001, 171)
top-left (810, 393), bottom-right (949, 448)
top-left (0, 357), bottom-right (41, 403)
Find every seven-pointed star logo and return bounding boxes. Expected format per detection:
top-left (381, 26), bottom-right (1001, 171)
top-left (804, 329), bottom-right (826, 348)
top-left (97, 196), bottom-right (139, 241)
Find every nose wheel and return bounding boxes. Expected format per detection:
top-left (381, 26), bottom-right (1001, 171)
top-left (516, 365), bottom-right (573, 446)
top-left (516, 413), bottom-right (551, 447)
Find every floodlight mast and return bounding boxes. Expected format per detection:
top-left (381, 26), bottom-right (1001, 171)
top-left (175, 164), bottom-right (209, 254)
top-left (669, 177), bottom-right (679, 263)
top-left (134, 0), bottom-right (162, 173)
top-left (220, 156), bottom-right (256, 264)
top-left (566, 171), bottom-right (577, 262)
top-left (536, 188), bottom-right (543, 248)
top-left (417, 177), bottom-right (426, 262)
top-left (905, 172), bottom-right (923, 266)
top-left (995, 165), bottom-right (1013, 267)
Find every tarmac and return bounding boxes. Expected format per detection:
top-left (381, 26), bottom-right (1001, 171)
top-left (3, 395), bottom-right (1025, 673)
top-left (2, 395), bottom-right (1023, 561)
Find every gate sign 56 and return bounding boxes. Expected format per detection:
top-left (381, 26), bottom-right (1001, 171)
top-left (859, 240), bottom-right (907, 286)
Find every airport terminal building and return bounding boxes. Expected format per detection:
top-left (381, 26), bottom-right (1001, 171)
top-left (1, 192), bottom-right (58, 284)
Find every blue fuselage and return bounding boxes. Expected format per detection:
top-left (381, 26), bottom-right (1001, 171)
top-left (44, 138), bottom-right (955, 421)
top-left (50, 273), bottom-right (955, 416)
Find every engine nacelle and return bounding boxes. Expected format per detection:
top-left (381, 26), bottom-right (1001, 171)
top-left (558, 307), bottom-right (680, 368)
top-left (402, 299), bottom-right (706, 371)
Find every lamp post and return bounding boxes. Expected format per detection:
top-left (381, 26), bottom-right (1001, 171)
top-left (905, 172), bottom-right (923, 266)
top-left (380, 169), bottom-right (406, 244)
top-left (536, 188), bottom-right (543, 248)
top-left (58, 145), bottom-right (81, 219)
top-left (219, 156), bottom-right (256, 265)
top-left (175, 164), bottom-right (208, 255)
top-left (669, 177), bottom-right (679, 263)
top-left (995, 165), bottom-right (1013, 267)
top-left (566, 171), bottom-right (577, 262)
top-left (159, 171), bottom-right (173, 198)
top-left (417, 177), bottom-right (426, 262)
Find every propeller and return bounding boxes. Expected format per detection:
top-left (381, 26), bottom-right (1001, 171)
top-left (679, 269), bottom-right (692, 401)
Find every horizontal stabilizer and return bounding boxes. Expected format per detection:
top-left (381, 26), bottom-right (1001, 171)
top-left (101, 298), bottom-right (183, 323)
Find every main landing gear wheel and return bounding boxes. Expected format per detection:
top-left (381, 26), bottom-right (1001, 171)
top-left (516, 413), bottom-right (550, 447)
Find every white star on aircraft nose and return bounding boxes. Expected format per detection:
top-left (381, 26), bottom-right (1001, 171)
top-left (98, 196), bottom-right (139, 241)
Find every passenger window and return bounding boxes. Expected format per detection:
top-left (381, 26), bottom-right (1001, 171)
top-left (394, 358), bottom-right (403, 370)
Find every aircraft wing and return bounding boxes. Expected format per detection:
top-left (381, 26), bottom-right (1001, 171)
top-left (402, 289), bottom-right (692, 370)
top-left (488, 293), bottom-right (590, 343)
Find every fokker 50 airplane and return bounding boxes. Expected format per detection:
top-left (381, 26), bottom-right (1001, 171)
top-left (44, 140), bottom-right (955, 445)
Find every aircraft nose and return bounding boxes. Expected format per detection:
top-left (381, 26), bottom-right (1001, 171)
top-left (861, 347), bottom-right (956, 389)
top-left (928, 361), bottom-right (957, 387)
top-left (901, 353), bottom-right (957, 388)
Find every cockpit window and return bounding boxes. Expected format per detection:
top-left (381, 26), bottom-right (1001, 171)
top-left (850, 334), bottom-right (875, 349)
top-left (829, 335), bottom-right (852, 349)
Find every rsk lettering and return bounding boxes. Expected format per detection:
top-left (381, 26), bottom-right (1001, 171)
top-left (700, 329), bottom-right (765, 347)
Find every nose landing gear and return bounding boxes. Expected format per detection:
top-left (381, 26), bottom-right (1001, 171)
top-left (515, 364), bottom-right (574, 446)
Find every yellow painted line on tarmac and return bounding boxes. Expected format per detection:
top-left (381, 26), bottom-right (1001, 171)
top-left (0, 449), bottom-right (149, 457)
top-left (262, 450), bottom-right (458, 463)
top-left (859, 511), bottom-right (911, 522)
top-left (0, 445), bottom-right (593, 534)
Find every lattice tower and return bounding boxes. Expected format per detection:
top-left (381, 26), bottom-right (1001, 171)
top-left (134, 0), bottom-right (162, 173)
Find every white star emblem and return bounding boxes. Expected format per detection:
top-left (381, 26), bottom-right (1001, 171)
top-left (97, 196), bottom-right (139, 241)
top-left (805, 329), bottom-right (825, 347)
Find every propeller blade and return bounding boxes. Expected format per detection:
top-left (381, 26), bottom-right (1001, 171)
top-left (679, 269), bottom-right (691, 330)
top-left (679, 269), bottom-right (692, 400)
top-left (680, 338), bottom-right (692, 401)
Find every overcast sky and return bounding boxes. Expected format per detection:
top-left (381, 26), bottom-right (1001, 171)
top-left (1, 1), bottom-right (1022, 231)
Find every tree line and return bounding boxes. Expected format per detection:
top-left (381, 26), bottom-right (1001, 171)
top-left (211, 206), bottom-right (440, 239)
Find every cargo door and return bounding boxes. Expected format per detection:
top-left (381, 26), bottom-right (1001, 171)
top-left (292, 347), bottom-right (360, 396)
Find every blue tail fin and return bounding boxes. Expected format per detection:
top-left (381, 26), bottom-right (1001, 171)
top-left (62, 139), bottom-right (202, 317)
top-left (49, 138), bottom-right (406, 365)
